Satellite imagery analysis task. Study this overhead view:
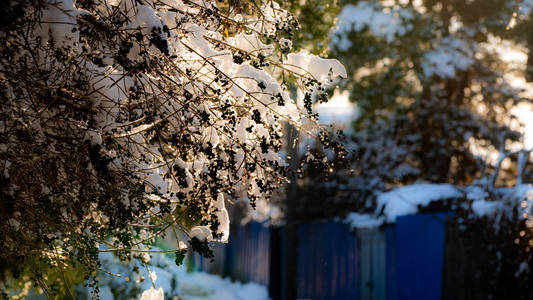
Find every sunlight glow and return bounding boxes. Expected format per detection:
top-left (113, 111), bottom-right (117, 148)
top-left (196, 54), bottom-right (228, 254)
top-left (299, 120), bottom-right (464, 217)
top-left (316, 89), bottom-right (357, 127)
top-left (512, 103), bottom-right (533, 149)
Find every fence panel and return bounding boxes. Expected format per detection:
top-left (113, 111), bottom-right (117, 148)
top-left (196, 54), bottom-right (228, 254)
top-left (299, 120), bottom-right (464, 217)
top-left (193, 242), bottom-right (226, 276)
top-left (358, 228), bottom-right (386, 300)
top-left (395, 213), bottom-right (449, 300)
top-left (224, 221), bottom-right (271, 285)
top-left (385, 225), bottom-right (397, 300)
top-left (296, 221), bottom-right (360, 300)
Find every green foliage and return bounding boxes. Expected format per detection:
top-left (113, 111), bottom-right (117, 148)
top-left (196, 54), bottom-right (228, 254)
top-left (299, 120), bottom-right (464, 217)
top-left (174, 249), bottom-right (187, 266)
top-left (282, 0), bottom-right (341, 55)
top-left (173, 206), bottom-right (202, 231)
top-left (0, 253), bottom-right (87, 299)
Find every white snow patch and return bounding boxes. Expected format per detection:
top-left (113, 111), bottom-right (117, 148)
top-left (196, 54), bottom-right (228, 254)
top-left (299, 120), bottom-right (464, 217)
top-left (422, 36), bottom-right (475, 78)
top-left (331, 1), bottom-right (414, 50)
top-left (139, 288), bottom-right (164, 300)
top-left (91, 247), bottom-right (270, 300)
top-left (35, 0), bottom-right (80, 48)
top-left (345, 213), bottom-right (384, 229)
top-left (215, 193), bottom-right (230, 242)
top-left (285, 50), bottom-right (347, 80)
top-left (190, 226), bottom-right (212, 241)
top-left (471, 200), bottom-right (501, 217)
top-left (348, 183), bottom-right (533, 226)
top-left (377, 183), bottom-right (462, 222)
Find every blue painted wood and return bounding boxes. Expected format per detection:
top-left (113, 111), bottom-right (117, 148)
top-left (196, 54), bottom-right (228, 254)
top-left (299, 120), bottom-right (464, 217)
top-left (358, 228), bottom-right (386, 300)
top-left (193, 242), bottom-right (226, 276)
top-left (268, 226), bottom-right (284, 300)
top-left (224, 221), bottom-right (271, 285)
top-left (385, 225), bottom-right (397, 300)
top-left (193, 221), bottom-right (270, 287)
top-left (395, 213), bottom-right (450, 300)
top-left (296, 221), bottom-right (360, 300)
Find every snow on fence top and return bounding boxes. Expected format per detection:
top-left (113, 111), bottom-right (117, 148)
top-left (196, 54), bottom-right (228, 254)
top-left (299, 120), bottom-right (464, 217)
top-left (345, 183), bottom-right (533, 229)
top-left (377, 183), bottom-right (462, 222)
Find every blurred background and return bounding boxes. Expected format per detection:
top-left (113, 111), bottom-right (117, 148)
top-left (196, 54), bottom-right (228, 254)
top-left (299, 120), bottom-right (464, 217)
top-left (187, 1), bottom-right (533, 299)
top-left (50, 0), bottom-right (533, 299)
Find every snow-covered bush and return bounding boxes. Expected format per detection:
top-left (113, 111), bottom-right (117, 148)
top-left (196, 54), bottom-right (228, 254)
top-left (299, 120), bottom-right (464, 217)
top-left (0, 0), bottom-right (346, 297)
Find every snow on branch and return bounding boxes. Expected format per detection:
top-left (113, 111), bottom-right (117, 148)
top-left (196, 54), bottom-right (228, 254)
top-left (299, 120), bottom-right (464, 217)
top-left (0, 0), bottom-right (346, 295)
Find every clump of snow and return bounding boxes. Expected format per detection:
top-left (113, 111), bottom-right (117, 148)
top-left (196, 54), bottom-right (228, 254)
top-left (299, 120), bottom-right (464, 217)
top-left (285, 50), bottom-right (347, 81)
top-left (422, 36), bottom-right (475, 78)
top-left (465, 184), bottom-right (507, 217)
top-left (35, 0), bottom-right (80, 47)
top-left (230, 33), bottom-right (274, 55)
top-left (279, 38), bottom-right (292, 51)
top-left (139, 288), bottom-right (164, 300)
top-left (345, 213), bottom-right (384, 229)
top-left (471, 200), bottom-right (501, 217)
top-left (465, 184), bottom-right (489, 202)
top-left (214, 194), bottom-right (230, 242)
top-left (190, 226), bottom-right (213, 241)
top-left (179, 271), bottom-right (269, 300)
top-left (391, 162), bottom-right (420, 179)
top-left (331, 1), bottom-right (414, 51)
top-left (377, 183), bottom-right (462, 222)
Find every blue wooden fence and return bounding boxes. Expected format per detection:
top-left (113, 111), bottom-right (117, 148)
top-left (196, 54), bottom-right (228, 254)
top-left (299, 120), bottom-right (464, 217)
top-left (193, 221), bottom-right (271, 286)
top-left (297, 221), bottom-right (360, 300)
top-left (358, 227), bottom-right (386, 300)
top-left (385, 226), bottom-right (398, 300)
top-left (393, 213), bottom-right (449, 300)
top-left (225, 221), bottom-right (271, 285)
top-left (195, 212), bottom-right (451, 300)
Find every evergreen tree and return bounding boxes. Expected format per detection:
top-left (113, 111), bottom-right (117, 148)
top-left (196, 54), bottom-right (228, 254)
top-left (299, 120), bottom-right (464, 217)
top-left (332, 0), bottom-right (531, 193)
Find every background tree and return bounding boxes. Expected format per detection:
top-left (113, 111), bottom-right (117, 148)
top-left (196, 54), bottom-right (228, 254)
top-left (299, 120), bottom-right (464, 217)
top-left (331, 0), bottom-right (532, 197)
top-left (322, 1), bottom-right (533, 298)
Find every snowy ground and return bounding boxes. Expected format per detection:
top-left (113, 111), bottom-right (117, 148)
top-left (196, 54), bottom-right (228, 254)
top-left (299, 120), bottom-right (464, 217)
top-left (77, 248), bottom-right (269, 300)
